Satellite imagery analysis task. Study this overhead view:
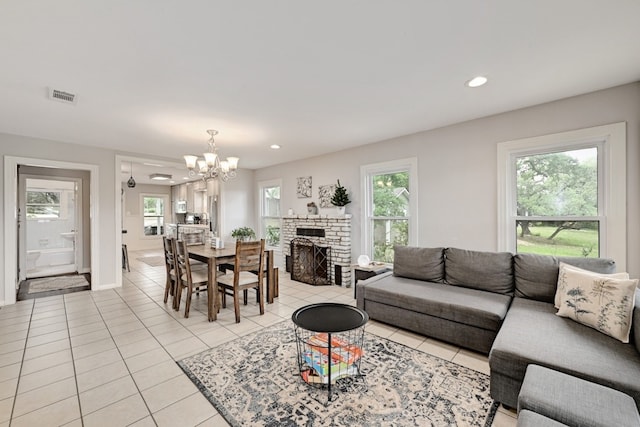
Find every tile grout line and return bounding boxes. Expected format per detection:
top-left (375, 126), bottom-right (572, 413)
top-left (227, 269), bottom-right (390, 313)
top-left (7, 298), bottom-right (36, 427)
top-left (117, 263), bottom-right (268, 424)
top-left (83, 288), bottom-right (159, 426)
top-left (62, 293), bottom-right (85, 427)
top-left (88, 270), bottom-right (229, 424)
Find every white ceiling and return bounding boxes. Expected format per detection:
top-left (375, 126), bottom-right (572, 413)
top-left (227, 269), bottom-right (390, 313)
top-left (1, 1), bottom-right (640, 176)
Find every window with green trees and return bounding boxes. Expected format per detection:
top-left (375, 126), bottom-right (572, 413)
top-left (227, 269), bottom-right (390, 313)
top-left (515, 147), bottom-right (600, 257)
top-left (26, 191), bottom-right (61, 218)
top-left (260, 182), bottom-right (281, 248)
top-left (363, 161), bottom-right (414, 263)
top-left (499, 123), bottom-right (626, 267)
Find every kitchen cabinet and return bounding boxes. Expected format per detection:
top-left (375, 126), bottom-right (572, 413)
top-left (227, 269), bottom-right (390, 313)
top-left (185, 182), bottom-right (194, 211)
top-left (193, 181), bottom-right (207, 213)
top-left (171, 181), bottom-right (208, 215)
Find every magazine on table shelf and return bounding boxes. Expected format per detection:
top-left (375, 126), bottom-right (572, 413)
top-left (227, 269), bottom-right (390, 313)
top-left (299, 333), bottom-right (364, 384)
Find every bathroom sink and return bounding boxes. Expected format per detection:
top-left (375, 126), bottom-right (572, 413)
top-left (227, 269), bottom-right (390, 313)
top-left (60, 232), bottom-right (75, 241)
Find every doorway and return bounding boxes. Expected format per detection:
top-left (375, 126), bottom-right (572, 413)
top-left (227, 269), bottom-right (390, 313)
top-left (3, 156), bottom-right (98, 307)
top-left (19, 176), bottom-right (82, 279)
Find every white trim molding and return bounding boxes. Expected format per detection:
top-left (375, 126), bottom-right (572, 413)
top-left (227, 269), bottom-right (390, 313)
top-left (360, 157), bottom-right (418, 259)
top-left (497, 122), bottom-right (626, 270)
top-left (3, 156), bottom-right (100, 306)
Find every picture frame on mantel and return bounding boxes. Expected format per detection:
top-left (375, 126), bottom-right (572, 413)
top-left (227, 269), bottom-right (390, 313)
top-left (297, 176), bottom-right (312, 198)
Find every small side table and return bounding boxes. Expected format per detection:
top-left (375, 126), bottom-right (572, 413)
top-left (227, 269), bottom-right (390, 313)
top-left (353, 264), bottom-right (391, 298)
top-left (292, 303), bottom-right (368, 403)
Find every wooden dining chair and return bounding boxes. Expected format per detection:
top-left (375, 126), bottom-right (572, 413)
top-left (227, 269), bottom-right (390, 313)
top-left (162, 236), bottom-right (177, 306)
top-left (217, 239), bottom-right (265, 323)
top-left (174, 239), bottom-right (209, 318)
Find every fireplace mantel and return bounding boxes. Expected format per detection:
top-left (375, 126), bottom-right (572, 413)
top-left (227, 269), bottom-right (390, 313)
top-left (283, 214), bottom-right (353, 220)
top-left (282, 215), bottom-right (352, 286)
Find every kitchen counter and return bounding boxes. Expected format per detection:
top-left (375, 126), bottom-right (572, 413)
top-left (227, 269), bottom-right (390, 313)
top-left (166, 223), bottom-right (210, 245)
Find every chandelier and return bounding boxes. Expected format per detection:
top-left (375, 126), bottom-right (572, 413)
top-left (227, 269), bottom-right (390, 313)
top-left (184, 130), bottom-right (239, 181)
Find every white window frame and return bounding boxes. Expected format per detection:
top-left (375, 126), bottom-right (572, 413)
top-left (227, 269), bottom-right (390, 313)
top-left (26, 189), bottom-right (63, 219)
top-left (497, 122), bottom-right (626, 270)
top-left (141, 194), bottom-right (168, 238)
top-left (361, 157), bottom-right (418, 261)
top-left (259, 179), bottom-right (282, 251)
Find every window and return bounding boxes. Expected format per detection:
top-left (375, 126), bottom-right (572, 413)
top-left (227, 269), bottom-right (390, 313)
top-left (143, 196), bottom-right (165, 236)
top-left (498, 123), bottom-right (626, 269)
top-left (260, 181), bottom-right (281, 248)
top-left (515, 147), bottom-right (600, 257)
top-left (26, 190), bottom-right (61, 219)
top-left (362, 158), bottom-right (418, 263)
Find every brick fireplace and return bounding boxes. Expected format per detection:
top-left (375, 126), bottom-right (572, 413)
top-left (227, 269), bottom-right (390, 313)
top-left (282, 215), bottom-right (352, 286)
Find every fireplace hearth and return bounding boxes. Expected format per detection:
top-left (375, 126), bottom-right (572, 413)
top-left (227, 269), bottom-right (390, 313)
top-left (290, 238), bottom-right (331, 286)
top-left (282, 215), bottom-right (352, 286)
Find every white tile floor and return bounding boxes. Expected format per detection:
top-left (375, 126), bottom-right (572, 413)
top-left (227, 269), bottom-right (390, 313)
top-left (0, 249), bottom-right (518, 426)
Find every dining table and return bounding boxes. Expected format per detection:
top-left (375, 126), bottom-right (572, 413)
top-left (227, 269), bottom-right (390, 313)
top-left (187, 244), bottom-right (276, 322)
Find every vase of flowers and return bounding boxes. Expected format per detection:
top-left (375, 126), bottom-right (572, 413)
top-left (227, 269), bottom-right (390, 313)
top-left (331, 180), bottom-right (351, 214)
top-left (307, 202), bottom-right (318, 214)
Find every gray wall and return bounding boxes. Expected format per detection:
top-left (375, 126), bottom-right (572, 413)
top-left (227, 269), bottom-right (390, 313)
top-left (122, 183), bottom-right (172, 252)
top-left (220, 170), bottom-right (256, 244)
top-left (254, 82), bottom-right (640, 277)
top-left (1, 134), bottom-right (118, 292)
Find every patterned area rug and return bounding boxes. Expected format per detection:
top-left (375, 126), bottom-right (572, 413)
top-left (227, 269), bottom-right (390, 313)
top-left (136, 256), bottom-right (166, 267)
top-left (28, 275), bottom-right (90, 294)
top-left (178, 320), bottom-right (498, 426)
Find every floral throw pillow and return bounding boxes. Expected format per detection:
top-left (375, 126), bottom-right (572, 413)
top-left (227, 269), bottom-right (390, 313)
top-left (556, 266), bottom-right (638, 343)
top-left (555, 262), bottom-right (629, 308)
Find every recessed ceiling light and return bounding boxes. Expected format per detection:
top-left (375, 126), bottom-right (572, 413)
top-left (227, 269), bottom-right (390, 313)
top-left (270, 144), bottom-right (281, 149)
top-left (466, 76), bottom-right (488, 88)
top-left (150, 173), bottom-right (172, 181)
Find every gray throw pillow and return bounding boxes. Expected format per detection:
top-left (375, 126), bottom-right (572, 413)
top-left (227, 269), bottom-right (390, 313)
top-left (445, 247), bottom-right (514, 295)
top-left (393, 246), bottom-right (445, 283)
top-left (514, 253), bottom-right (616, 303)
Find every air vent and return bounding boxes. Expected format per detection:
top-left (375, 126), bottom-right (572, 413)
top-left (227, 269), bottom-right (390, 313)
top-left (48, 88), bottom-right (77, 105)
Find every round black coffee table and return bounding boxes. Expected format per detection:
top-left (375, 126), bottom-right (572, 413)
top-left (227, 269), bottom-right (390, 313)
top-left (292, 303), bottom-right (368, 402)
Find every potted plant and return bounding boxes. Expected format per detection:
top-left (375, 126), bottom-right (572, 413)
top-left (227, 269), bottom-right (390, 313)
top-left (231, 226), bottom-right (256, 241)
top-left (331, 180), bottom-right (351, 214)
top-left (307, 201), bottom-right (318, 215)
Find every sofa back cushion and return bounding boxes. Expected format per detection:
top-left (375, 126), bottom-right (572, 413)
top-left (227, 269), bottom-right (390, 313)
top-left (444, 247), bottom-right (514, 295)
top-left (514, 253), bottom-right (616, 303)
top-left (393, 246), bottom-right (445, 283)
top-left (634, 290), bottom-right (640, 354)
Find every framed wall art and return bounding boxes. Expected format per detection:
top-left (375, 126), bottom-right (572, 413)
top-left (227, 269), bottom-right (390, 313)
top-left (318, 184), bottom-right (336, 208)
top-left (297, 176), bottom-right (312, 198)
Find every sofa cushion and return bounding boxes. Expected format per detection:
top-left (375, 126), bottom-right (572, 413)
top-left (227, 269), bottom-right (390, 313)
top-left (516, 410), bottom-right (569, 427)
top-left (445, 247), bottom-right (514, 295)
top-left (393, 245), bottom-right (445, 283)
top-left (635, 290), bottom-right (640, 354)
top-left (555, 266), bottom-right (637, 343)
top-left (362, 275), bottom-right (511, 331)
top-left (514, 254), bottom-right (616, 303)
top-left (518, 364), bottom-right (640, 427)
top-left (489, 297), bottom-right (640, 406)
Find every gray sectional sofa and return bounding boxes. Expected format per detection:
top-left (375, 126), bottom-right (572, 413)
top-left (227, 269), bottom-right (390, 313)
top-left (354, 246), bottom-right (640, 409)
